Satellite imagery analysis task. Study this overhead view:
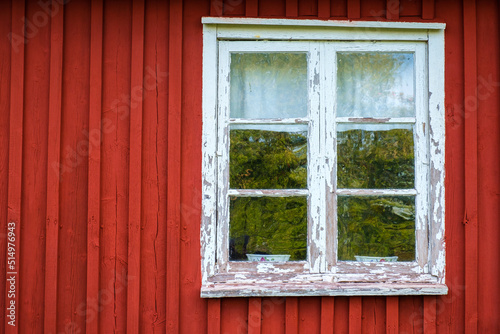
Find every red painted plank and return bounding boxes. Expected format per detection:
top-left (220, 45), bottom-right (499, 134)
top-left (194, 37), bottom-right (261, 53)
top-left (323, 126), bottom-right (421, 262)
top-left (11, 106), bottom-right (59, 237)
top-left (463, 0), bottom-right (478, 333)
top-left (179, 2), bottom-right (210, 332)
top-left (299, 298), bottom-right (320, 334)
top-left (259, 0), bottom-right (286, 17)
top-left (262, 298), bottom-right (285, 334)
top-left (0, 0), bottom-right (12, 328)
top-left (386, 297), bottom-right (399, 334)
top-left (166, 1), bottom-right (183, 332)
top-left (422, 0), bottom-right (434, 19)
top-left (246, 0), bottom-right (259, 16)
top-left (86, 0), bottom-right (103, 332)
top-left (286, 0), bottom-right (298, 17)
top-left (334, 297), bottom-right (349, 333)
top-left (386, 0), bottom-right (400, 20)
top-left (5, 1), bottom-right (24, 333)
top-left (249, 298), bottom-right (262, 334)
top-left (399, 296), bottom-right (423, 333)
top-left (208, 299), bottom-right (221, 334)
top-left (211, 0), bottom-right (223, 16)
top-left (318, 0), bottom-right (331, 18)
top-left (141, 0), bottom-right (169, 331)
top-left (99, 1), bottom-right (131, 332)
top-left (423, 296), bottom-right (437, 334)
top-left (44, 0), bottom-right (64, 332)
top-left (347, 0), bottom-right (361, 19)
top-left (298, 0), bottom-right (318, 16)
top-left (127, 0), bottom-right (145, 332)
top-left (286, 297), bottom-right (298, 334)
top-left (320, 297), bottom-right (334, 334)
top-left (362, 297), bottom-right (384, 334)
top-left (476, 1), bottom-right (500, 331)
top-left (349, 297), bottom-right (362, 334)
top-left (221, 298), bottom-right (248, 334)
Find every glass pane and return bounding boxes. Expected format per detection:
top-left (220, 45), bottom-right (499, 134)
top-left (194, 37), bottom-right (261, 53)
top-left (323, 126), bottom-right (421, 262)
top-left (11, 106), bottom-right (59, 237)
top-left (337, 196), bottom-right (415, 262)
top-left (229, 196), bottom-right (307, 261)
top-left (337, 52), bottom-right (415, 117)
top-left (230, 53), bottom-right (308, 118)
top-left (337, 124), bottom-right (414, 189)
top-left (230, 124), bottom-right (308, 189)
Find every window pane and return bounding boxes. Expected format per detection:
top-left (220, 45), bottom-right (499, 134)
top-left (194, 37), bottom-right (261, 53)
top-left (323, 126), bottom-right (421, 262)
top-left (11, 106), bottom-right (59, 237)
top-left (230, 53), bottom-right (308, 118)
top-left (229, 196), bottom-right (307, 261)
top-left (337, 52), bottom-right (415, 117)
top-left (337, 196), bottom-right (415, 261)
top-left (337, 124), bottom-right (414, 189)
top-left (230, 125), bottom-right (308, 189)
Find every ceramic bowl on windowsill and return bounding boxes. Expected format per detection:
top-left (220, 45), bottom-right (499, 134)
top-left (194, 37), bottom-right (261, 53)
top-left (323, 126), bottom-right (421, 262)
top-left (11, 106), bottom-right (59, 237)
top-left (355, 255), bottom-right (398, 262)
top-left (246, 254), bottom-right (291, 262)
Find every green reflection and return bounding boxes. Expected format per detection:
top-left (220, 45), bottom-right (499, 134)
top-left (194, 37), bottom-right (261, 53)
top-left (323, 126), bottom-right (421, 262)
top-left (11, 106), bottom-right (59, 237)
top-left (230, 128), bottom-right (307, 189)
top-left (337, 126), bottom-right (414, 189)
top-left (337, 196), bottom-right (415, 261)
top-left (229, 196), bottom-right (307, 261)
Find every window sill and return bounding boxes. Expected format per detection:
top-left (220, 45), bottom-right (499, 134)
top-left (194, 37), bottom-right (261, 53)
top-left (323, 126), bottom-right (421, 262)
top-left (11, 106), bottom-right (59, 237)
top-left (201, 277), bottom-right (448, 298)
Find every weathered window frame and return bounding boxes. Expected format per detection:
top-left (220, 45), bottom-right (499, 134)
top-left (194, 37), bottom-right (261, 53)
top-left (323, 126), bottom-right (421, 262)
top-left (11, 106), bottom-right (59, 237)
top-left (201, 17), bottom-right (446, 298)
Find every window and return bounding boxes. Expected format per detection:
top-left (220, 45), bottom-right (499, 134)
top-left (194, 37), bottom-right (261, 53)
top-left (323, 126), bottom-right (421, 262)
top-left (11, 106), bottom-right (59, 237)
top-left (202, 18), bottom-right (446, 297)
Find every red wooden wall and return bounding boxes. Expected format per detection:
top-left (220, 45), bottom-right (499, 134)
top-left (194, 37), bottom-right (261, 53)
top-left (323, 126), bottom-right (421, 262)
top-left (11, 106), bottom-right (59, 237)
top-left (0, 0), bottom-right (499, 333)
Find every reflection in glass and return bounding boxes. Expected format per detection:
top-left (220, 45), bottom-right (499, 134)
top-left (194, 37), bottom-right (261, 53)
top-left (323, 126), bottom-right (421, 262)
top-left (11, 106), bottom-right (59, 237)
top-left (229, 196), bottom-right (307, 261)
top-left (337, 124), bottom-right (415, 189)
top-left (337, 196), bottom-right (415, 261)
top-left (230, 125), bottom-right (308, 189)
top-left (230, 53), bottom-right (308, 119)
top-left (337, 52), bottom-right (415, 117)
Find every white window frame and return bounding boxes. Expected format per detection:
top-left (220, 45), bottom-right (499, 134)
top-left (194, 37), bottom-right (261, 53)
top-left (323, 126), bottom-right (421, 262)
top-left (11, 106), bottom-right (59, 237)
top-left (201, 17), bottom-right (446, 298)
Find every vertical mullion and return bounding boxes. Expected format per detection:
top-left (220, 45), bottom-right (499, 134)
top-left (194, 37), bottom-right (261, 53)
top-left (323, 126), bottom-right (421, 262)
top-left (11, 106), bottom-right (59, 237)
top-left (414, 43), bottom-right (429, 268)
top-left (324, 43), bottom-right (337, 269)
top-left (308, 43), bottom-right (324, 273)
top-left (216, 42), bottom-right (231, 272)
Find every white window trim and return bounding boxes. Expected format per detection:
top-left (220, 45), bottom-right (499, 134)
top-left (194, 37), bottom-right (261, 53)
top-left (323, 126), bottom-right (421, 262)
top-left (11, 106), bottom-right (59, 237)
top-left (201, 18), bottom-right (446, 298)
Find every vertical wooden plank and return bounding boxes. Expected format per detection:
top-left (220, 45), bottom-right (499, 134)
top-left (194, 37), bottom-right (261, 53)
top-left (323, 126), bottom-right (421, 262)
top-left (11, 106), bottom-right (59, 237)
top-left (246, 0), bottom-right (259, 16)
top-left (334, 297), bottom-right (349, 333)
top-left (347, 0), bottom-right (360, 19)
top-left (166, 0), bottom-right (182, 332)
top-left (249, 298), bottom-right (262, 334)
top-left (320, 297), bottom-right (334, 334)
top-left (286, 0), bottom-right (298, 17)
top-left (208, 299), bottom-right (221, 334)
top-left (141, 0), bottom-right (169, 331)
top-left (423, 296), bottom-right (437, 334)
top-left (5, 1), bottom-right (24, 333)
top-left (44, 0), bottom-right (64, 332)
top-left (463, 0), bottom-right (478, 333)
top-left (127, 0), bottom-right (144, 332)
top-left (386, 0), bottom-right (400, 20)
top-left (362, 297), bottom-right (385, 334)
top-left (211, 0), bottom-right (223, 16)
top-left (318, 0), bottom-right (331, 18)
top-left (262, 298), bottom-right (285, 334)
top-left (422, 0), bottom-right (434, 19)
top-left (0, 0), bottom-right (12, 327)
top-left (286, 297), bottom-right (298, 334)
top-left (222, 299), bottom-right (249, 334)
top-left (299, 298), bottom-right (320, 334)
top-left (386, 297), bottom-right (399, 334)
top-left (86, 0), bottom-right (103, 332)
top-left (349, 297), bottom-right (362, 334)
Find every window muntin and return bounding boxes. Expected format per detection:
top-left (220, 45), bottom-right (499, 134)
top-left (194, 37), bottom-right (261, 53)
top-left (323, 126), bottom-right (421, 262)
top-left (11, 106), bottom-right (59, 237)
top-left (201, 19), bottom-right (446, 297)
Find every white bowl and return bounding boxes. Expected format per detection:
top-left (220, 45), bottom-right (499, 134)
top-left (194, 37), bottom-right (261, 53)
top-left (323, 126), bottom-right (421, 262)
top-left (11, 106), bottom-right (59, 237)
top-left (246, 254), bottom-right (291, 262)
top-left (355, 255), bottom-right (398, 262)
